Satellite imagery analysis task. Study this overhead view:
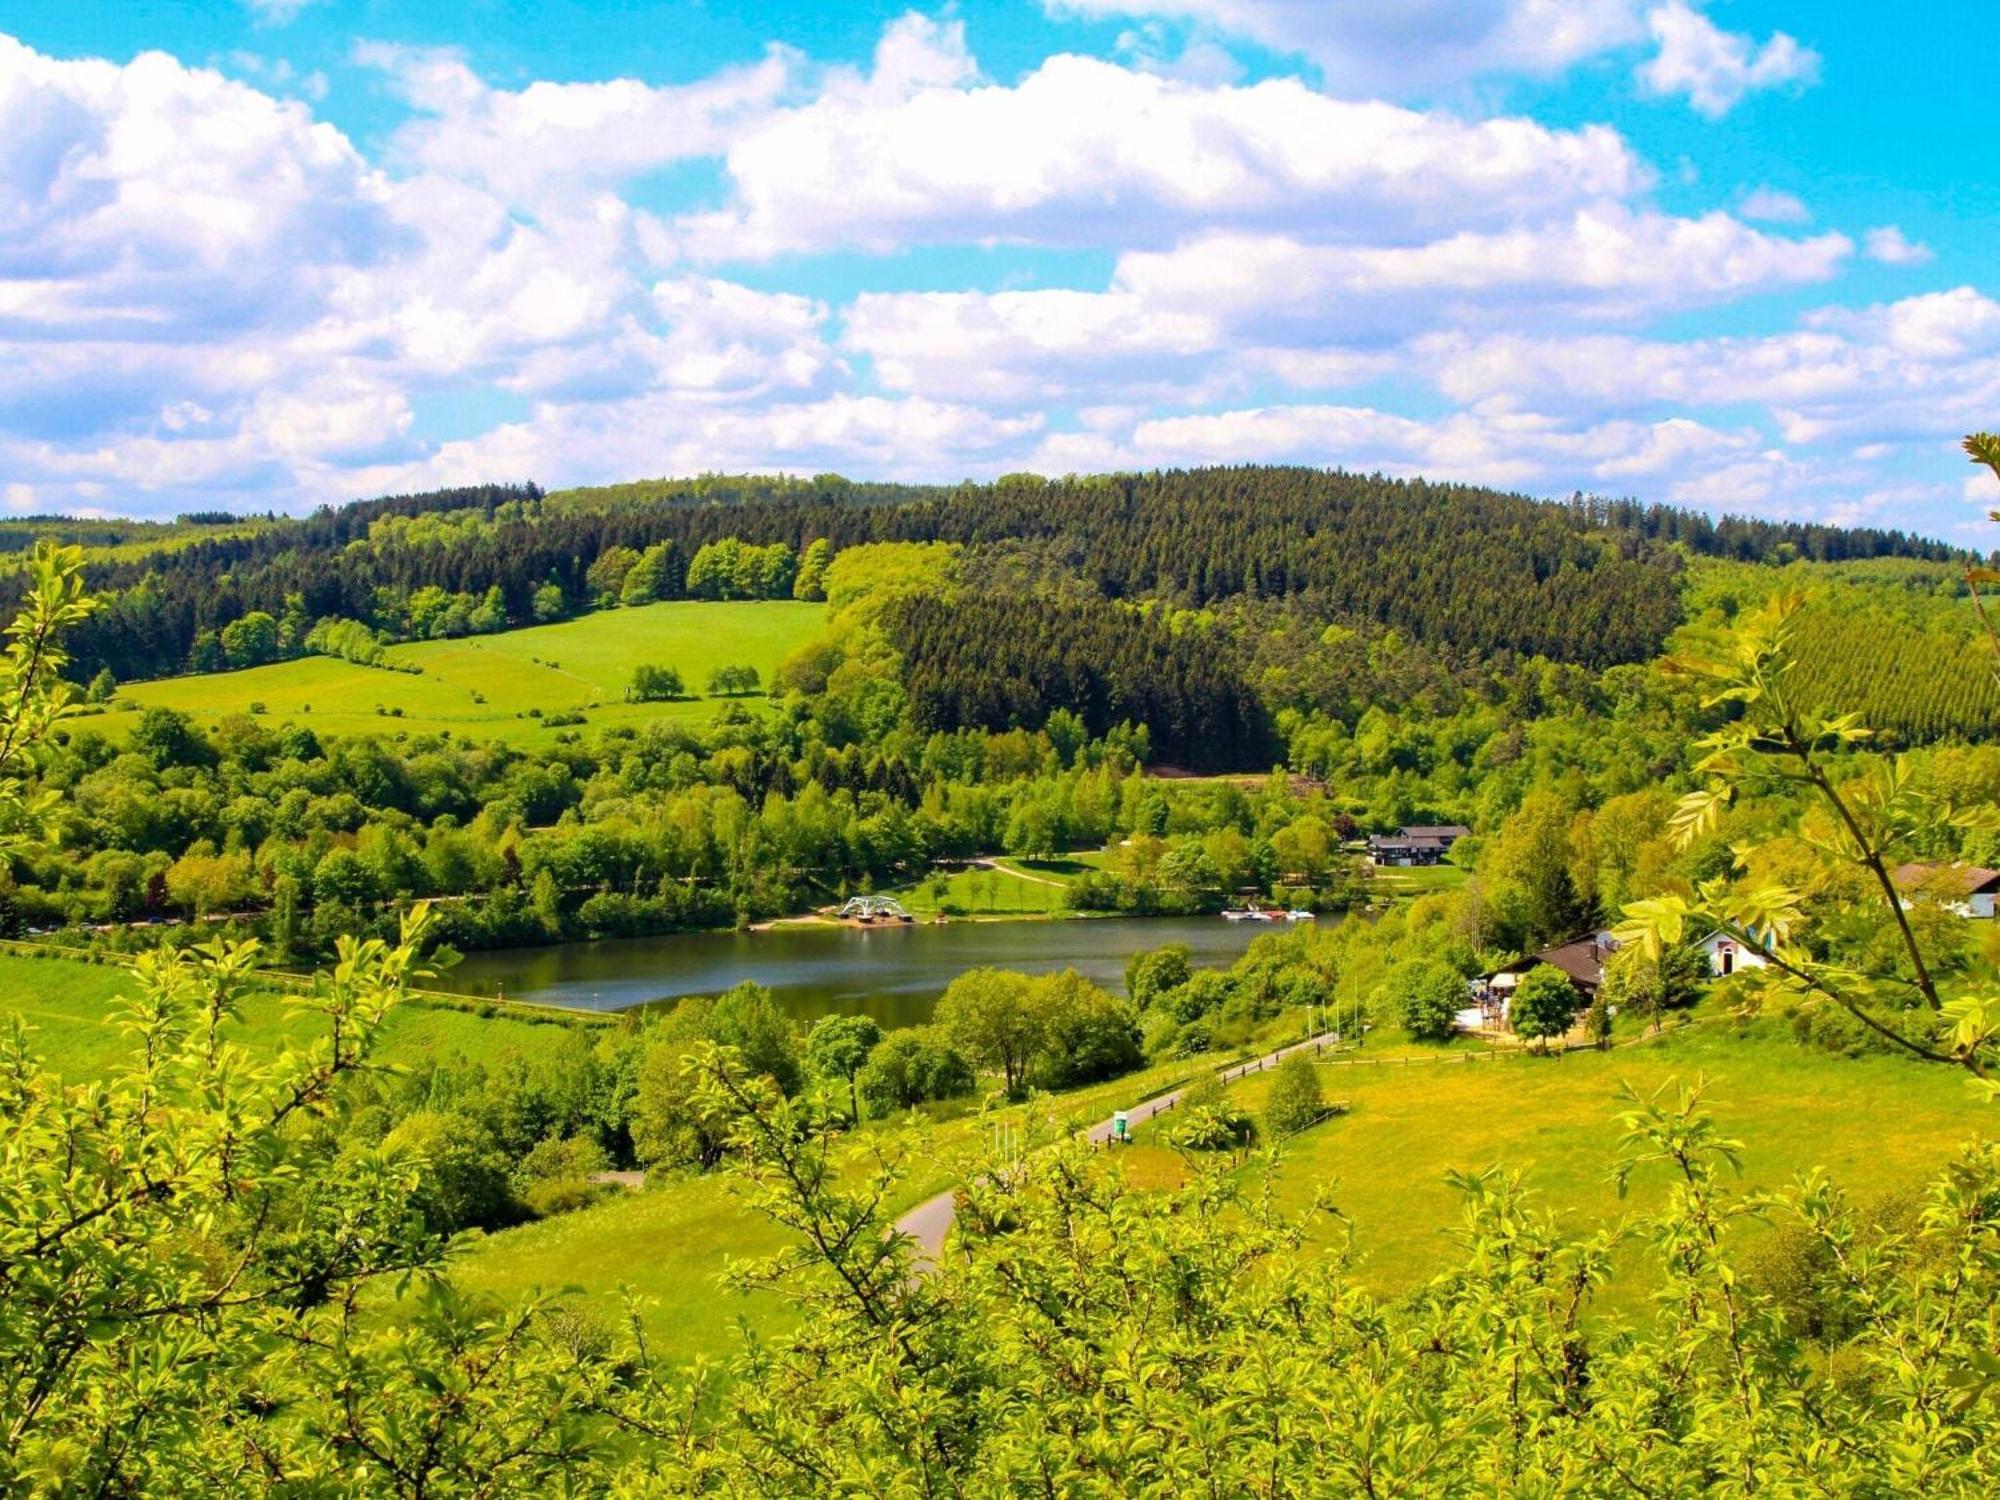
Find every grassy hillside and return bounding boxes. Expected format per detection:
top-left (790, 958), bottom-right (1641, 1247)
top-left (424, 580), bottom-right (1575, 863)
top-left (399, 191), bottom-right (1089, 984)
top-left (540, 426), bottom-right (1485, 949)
top-left (15, 941), bottom-right (1986, 1357)
top-left (1130, 1022), bottom-right (1986, 1311)
top-left (109, 599), bottom-right (824, 746)
top-left (0, 952), bottom-right (600, 1081)
top-left (460, 1022), bottom-right (1987, 1356)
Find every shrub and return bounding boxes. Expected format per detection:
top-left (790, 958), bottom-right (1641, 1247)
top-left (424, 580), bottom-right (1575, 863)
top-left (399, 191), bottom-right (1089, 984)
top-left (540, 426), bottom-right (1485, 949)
top-left (521, 1178), bottom-right (604, 1218)
top-left (1263, 1054), bottom-right (1325, 1136)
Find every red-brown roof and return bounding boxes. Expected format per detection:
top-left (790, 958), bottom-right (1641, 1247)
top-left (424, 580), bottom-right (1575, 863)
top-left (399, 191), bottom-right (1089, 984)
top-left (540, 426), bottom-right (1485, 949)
top-left (1893, 862), bottom-right (2000, 897)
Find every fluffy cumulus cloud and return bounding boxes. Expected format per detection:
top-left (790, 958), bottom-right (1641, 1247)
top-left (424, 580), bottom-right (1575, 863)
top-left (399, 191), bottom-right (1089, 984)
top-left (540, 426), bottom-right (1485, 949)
top-left (1047, 1), bottom-right (1651, 91)
top-left (1636, 0), bottom-right (1819, 116)
top-left (355, 41), bottom-right (793, 207)
top-left (679, 14), bottom-right (1645, 261)
top-left (0, 10), bottom-right (1985, 533)
top-left (1049, 1), bottom-right (1819, 117)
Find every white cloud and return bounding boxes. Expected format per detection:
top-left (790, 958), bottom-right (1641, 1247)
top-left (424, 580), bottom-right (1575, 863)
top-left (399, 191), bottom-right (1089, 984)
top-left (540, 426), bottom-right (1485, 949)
top-left (1114, 210), bottom-right (1848, 326)
top-left (0, 15), bottom-right (1981, 535)
top-left (681, 22), bottom-right (1646, 260)
top-left (1864, 225), bottom-right (1935, 266)
top-left (0, 35), bottom-right (393, 339)
top-left (1738, 186), bottom-right (1809, 224)
top-left (1637, 1), bottom-right (1819, 117)
top-left (242, 0), bottom-right (317, 26)
top-left (1048, 2), bottom-right (1649, 91)
top-left (845, 288), bottom-right (1218, 402)
top-left (1417, 289), bottom-right (2000, 454)
top-left (356, 40), bottom-right (792, 208)
top-left (1026, 397), bottom-right (1783, 500)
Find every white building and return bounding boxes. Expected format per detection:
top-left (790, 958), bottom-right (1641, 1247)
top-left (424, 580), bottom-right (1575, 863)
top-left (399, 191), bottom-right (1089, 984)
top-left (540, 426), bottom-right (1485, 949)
top-left (1695, 930), bottom-right (1769, 978)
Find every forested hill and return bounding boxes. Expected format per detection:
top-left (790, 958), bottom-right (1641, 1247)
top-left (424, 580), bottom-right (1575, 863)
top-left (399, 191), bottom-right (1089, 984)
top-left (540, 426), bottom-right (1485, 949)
top-left (22, 467), bottom-right (1970, 685)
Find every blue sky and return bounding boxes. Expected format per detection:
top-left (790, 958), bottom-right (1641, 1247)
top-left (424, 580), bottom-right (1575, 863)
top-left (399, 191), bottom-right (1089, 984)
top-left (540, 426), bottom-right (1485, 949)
top-left (1, 1), bottom-right (1994, 538)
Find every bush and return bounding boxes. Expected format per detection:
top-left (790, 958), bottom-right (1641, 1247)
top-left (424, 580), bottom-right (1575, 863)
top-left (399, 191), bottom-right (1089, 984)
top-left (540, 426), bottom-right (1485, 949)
top-left (1263, 1054), bottom-right (1325, 1136)
top-left (857, 1027), bottom-right (977, 1113)
top-left (521, 1178), bottom-right (604, 1218)
top-left (1164, 1076), bottom-right (1256, 1152)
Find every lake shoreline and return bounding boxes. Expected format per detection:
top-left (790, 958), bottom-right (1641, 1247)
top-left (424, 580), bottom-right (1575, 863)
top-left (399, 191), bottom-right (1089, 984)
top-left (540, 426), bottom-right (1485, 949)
top-left (433, 912), bottom-right (1300, 1022)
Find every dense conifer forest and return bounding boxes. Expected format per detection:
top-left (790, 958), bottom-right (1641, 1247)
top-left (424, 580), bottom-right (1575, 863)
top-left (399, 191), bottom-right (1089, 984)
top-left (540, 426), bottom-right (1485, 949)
top-left (18, 467), bottom-right (1973, 691)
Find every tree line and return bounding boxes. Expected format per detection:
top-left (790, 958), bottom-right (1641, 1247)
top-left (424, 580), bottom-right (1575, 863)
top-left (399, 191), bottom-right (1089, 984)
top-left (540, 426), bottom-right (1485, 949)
top-left (22, 465), bottom-right (1969, 688)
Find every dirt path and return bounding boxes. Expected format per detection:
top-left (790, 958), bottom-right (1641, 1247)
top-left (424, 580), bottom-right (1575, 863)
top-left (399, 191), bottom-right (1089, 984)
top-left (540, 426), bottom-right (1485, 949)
top-left (971, 856), bottom-right (1069, 889)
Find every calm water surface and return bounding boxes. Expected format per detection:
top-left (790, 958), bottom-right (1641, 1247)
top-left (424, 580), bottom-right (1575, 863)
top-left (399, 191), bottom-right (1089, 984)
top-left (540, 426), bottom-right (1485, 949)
top-left (439, 916), bottom-right (1306, 1026)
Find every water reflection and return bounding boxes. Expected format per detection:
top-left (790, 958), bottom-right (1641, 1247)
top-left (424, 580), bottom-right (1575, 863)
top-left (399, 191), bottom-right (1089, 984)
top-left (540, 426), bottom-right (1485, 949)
top-left (438, 915), bottom-right (1306, 1026)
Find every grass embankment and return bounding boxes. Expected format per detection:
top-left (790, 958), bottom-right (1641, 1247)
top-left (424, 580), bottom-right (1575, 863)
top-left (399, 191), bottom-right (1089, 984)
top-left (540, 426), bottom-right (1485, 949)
top-left (107, 600), bottom-right (825, 747)
top-left (1120, 1021), bottom-right (1988, 1311)
top-left (0, 952), bottom-right (597, 1080)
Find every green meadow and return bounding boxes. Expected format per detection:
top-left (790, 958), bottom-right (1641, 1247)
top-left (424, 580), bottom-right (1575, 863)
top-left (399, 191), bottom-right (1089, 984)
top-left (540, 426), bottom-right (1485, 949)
top-left (108, 599), bottom-right (826, 746)
top-left (12, 939), bottom-right (1986, 1357)
top-left (0, 952), bottom-right (600, 1081)
top-left (1129, 1020), bottom-right (1989, 1311)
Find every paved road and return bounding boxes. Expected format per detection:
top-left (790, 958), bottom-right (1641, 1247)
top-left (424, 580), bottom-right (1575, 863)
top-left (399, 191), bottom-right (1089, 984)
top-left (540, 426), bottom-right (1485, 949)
top-left (894, 1031), bottom-right (1342, 1262)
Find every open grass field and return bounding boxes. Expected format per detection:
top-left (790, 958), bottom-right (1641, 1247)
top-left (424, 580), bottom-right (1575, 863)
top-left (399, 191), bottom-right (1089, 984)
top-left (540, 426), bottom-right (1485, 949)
top-left (18, 936), bottom-right (1987, 1357)
top-left (1121, 1020), bottom-right (1992, 1312)
top-left (1365, 862), bottom-right (1469, 898)
top-left (108, 599), bottom-right (825, 747)
top-left (0, 952), bottom-right (600, 1081)
top-left (453, 1051), bottom-right (1215, 1352)
top-left (875, 860), bottom-right (1075, 917)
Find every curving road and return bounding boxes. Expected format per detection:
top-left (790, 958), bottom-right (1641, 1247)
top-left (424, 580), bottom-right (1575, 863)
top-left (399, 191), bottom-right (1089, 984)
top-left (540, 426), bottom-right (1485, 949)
top-left (894, 1031), bottom-right (1342, 1262)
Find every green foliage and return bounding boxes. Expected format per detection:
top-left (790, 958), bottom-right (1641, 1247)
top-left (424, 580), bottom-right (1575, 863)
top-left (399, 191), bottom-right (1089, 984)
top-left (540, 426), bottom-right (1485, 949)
top-left (630, 985), bottom-right (800, 1170)
top-left (625, 662), bottom-right (684, 702)
top-left (704, 662), bottom-right (760, 695)
top-left (935, 967), bottom-right (1044, 1097)
top-left (0, 915), bottom-right (448, 1493)
top-left (618, 540), bottom-right (681, 606)
top-left (1263, 1052), bottom-right (1325, 1135)
top-left (685, 537), bottom-right (795, 600)
top-left (891, 591), bottom-right (1269, 771)
top-left (1510, 964), bottom-right (1582, 1050)
top-left (1386, 956), bottom-right (1464, 1041)
top-left (856, 1025), bottom-right (975, 1114)
top-left (804, 1012), bottom-right (881, 1120)
top-left (0, 543), bottom-right (99, 856)
top-left (1600, 939), bottom-right (1706, 1031)
top-left (792, 536), bottom-right (832, 601)
top-left (1160, 1072), bottom-right (1256, 1152)
top-left (1125, 942), bottom-right (1192, 1010)
top-left (1027, 969), bottom-right (1142, 1089)
top-left (1620, 591), bottom-right (2000, 1086)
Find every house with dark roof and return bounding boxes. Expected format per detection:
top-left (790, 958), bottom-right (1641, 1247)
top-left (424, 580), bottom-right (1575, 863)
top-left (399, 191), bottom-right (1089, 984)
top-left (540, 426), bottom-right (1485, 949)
top-left (1469, 931), bottom-right (1618, 1029)
top-left (1400, 824), bottom-right (1471, 847)
top-left (1367, 834), bottom-right (1447, 867)
top-left (1893, 862), bottom-right (2000, 919)
top-left (1366, 824), bottom-right (1472, 868)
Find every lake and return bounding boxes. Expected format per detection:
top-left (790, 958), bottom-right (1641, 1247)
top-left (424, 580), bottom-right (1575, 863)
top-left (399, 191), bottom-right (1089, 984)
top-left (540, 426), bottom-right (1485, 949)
top-left (437, 915), bottom-right (1307, 1026)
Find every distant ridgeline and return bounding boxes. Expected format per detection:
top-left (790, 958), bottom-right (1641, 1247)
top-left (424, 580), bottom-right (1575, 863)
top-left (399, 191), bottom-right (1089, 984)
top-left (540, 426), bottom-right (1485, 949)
top-left (8, 467), bottom-right (1987, 752)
